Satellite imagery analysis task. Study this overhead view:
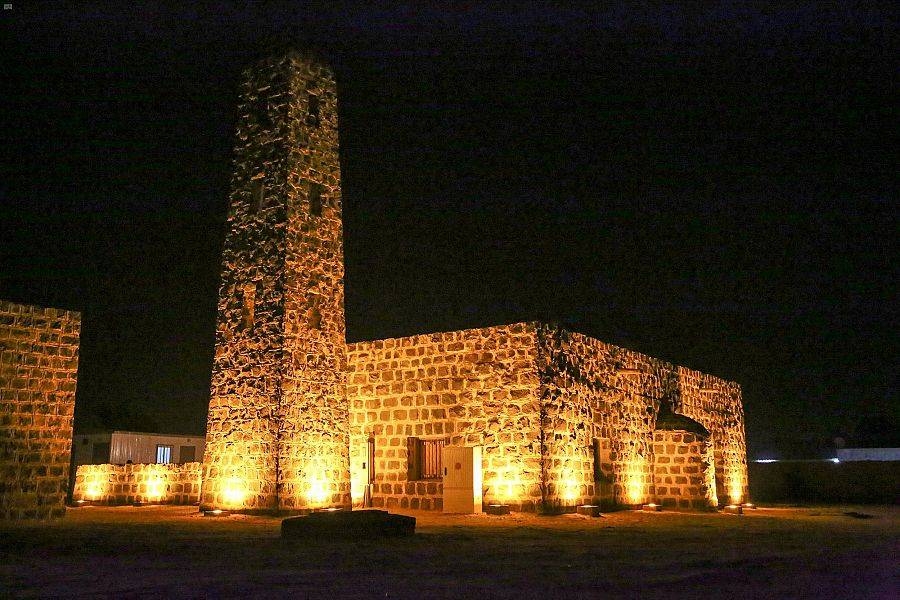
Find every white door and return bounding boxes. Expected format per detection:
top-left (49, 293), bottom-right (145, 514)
top-left (442, 446), bottom-right (483, 513)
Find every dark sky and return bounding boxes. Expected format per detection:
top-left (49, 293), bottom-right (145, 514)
top-left (2, 3), bottom-right (897, 457)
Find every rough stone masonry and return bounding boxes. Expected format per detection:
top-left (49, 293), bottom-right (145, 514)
top-left (202, 49), bottom-right (748, 513)
top-left (202, 49), bottom-right (349, 512)
top-left (0, 300), bottom-right (80, 521)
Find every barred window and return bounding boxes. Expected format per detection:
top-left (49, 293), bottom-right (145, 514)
top-left (407, 437), bottom-right (447, 480)
top-left (156, 445), bottom-right (173, 464)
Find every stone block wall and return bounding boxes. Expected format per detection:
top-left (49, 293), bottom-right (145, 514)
top-left (203, 49), bottom-right (350, 512)
top-left (537, 326), bottom-right (668, 507)
top-left (347, 322), bottom-right (747, 511)
top-left (0, 300), bottom-right (80, 521)
top-left (652, 430), bottom-right (716, 509)
top-left (278, 54), bottom-right (349, 511)
top-left (537, 325), bottom-right (747, 508)
top-left (347, 323), bottom-right (542, 511)
top-left (73, 462), bottom-right (201, 505)
top-left (675, 366), bottom-right (747, 504)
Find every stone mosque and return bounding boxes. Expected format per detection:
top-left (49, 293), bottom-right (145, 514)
top-left (198, 48), bottom-right (748, 514)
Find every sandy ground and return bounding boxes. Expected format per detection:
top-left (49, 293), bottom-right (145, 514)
top-left (1, 505), bottom-right (897, 599)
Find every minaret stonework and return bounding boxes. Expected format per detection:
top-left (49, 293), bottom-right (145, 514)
top-left (201, 49), bottom-right (350, 512)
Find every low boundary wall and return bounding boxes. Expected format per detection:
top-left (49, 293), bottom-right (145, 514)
top-left (73, 463), bottom-right (201, 505)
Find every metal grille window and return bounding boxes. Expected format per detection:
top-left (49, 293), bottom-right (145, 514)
top-left (407, 437), bottom-right (446, 480)
top-left (156, 445), bottom-right (173, 464)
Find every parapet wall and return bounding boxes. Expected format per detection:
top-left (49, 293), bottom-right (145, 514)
top-left (73, 462), bottom-right (202, 505)
top-left (347, 323), bottom-right (542, 510)
top-left (0, 300), bottom-right (80, 521)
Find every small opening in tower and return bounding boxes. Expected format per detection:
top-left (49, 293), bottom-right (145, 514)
top-left (309, 306), bottom-right (322, 330)
top-left (249, 178), bottom-right (265, 213)
top-left (307, 92), bottom-right (320, 126)
top-left (240, 284), bottom-right (256, 331)
top-left (309, 182), bottom-right (323, 216)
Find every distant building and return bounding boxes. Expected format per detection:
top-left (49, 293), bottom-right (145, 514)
top-left (73, 431), bottom-right (205, 466)
top-left (836, 448), bottom-right (900, 462)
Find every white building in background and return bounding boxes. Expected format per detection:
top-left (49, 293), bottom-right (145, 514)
top-left (73, 431), bottom-right (205, 466)
top-left (836, 448), bottom-right (900, 462)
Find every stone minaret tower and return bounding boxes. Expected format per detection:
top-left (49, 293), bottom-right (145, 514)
top-left (202, 49), bottom-right (350, 512)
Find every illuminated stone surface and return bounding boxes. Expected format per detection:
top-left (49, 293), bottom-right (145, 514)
top-left (348, 323), bottom-right (747, 510)
top-left (652, 430), bottom-right (717, 509)
top-left (202, 49), bottom-right (349, 512)
top-left (73, 463), bottom-right (201, 505)
top-left (0, 300), bottom-right (80, 521)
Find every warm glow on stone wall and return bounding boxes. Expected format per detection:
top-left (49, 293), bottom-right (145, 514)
top-left (492, 465), bottom-right (525, 504)
top-left (202, 440), bottom-right (265, 510)
top-left (302, 458), bottom-right (334, 507)
top-left (85, 470), bottom-right (107, 500)
top-left (727, 468), bottom-right (745, 505)
top-left (559, 468), bottom-right (580, 503)
top-left (625, 452), bottom-right (647, 505)
top-left (282, 438), bottom-right (350, 510)
top-left (74, 463), bottom-right (201, 505)
top-left (145, 466), bottom-right (167, 501)
top-left (724, 443), bottom-right (747, 505)
top-left (222, 476), bottom-right (248, 508)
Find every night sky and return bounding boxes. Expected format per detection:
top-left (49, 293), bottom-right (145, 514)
top-left (2, 3), bottom-right (896, 458)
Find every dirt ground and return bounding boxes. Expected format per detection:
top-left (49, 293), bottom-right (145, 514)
top-left (1, 504), bottom-right (897, 599)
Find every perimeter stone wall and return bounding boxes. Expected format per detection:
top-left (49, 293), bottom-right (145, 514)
top-left (0, 300), bottom-right (80, 521)
top-left (73, 462), bottom-right (201, 505)
top-left (347, 324), bottom-right (542, 511)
